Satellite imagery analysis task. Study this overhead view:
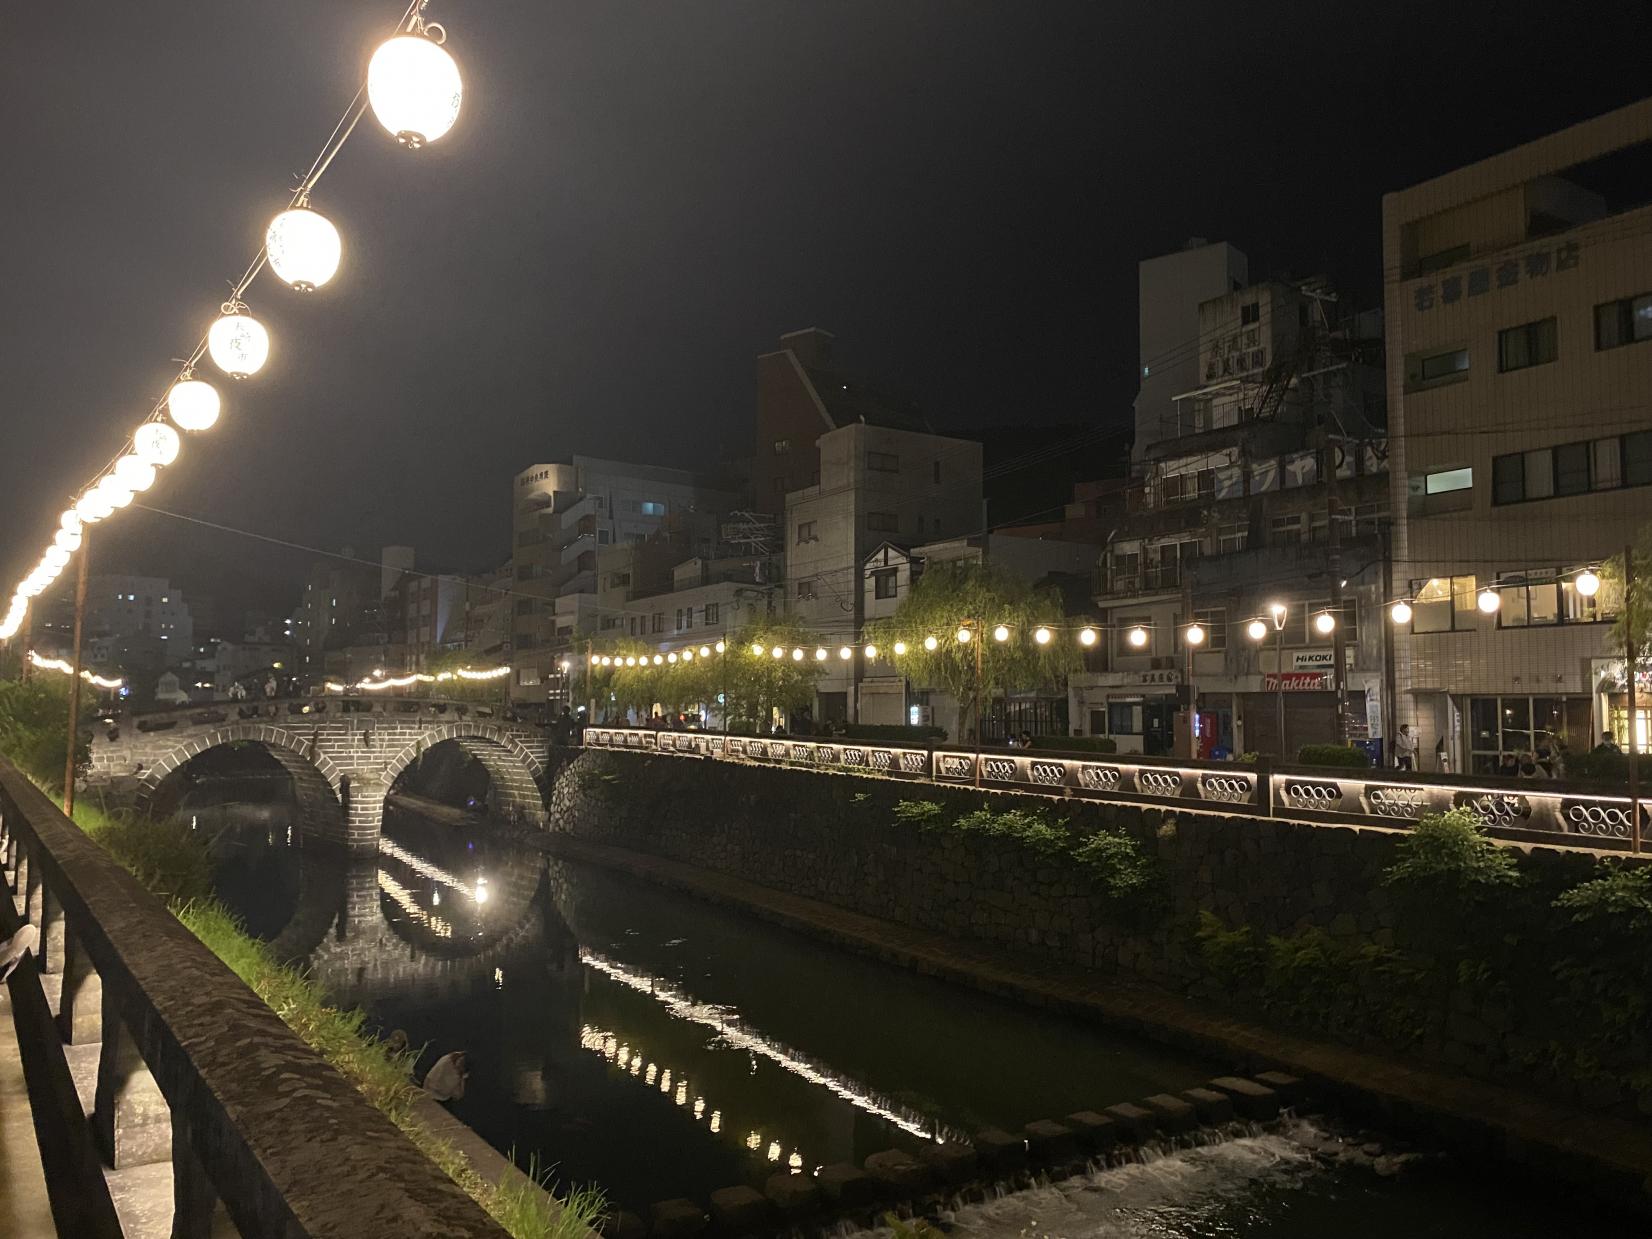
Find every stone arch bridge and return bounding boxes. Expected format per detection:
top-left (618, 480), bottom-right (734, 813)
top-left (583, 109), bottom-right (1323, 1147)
top-left (84, 698), bottom-right (567, 852)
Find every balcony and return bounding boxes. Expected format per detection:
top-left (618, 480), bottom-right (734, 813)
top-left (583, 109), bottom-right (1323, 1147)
top-left (560, 532), bottom-right (596, 565)
top-left (1094, 565), bottom-right (1184, 601)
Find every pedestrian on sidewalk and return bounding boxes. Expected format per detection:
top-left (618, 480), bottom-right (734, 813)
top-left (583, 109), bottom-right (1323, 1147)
top-left (1393, 724), bottom-right (1419, 771)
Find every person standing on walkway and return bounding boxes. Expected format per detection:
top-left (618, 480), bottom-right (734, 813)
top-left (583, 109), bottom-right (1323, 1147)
top-left (1393, 724), bottom-right (1419, 770)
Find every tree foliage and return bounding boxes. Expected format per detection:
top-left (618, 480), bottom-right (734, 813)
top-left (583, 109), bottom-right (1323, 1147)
top-left (1599, 527), bottom-right (1652, 655)
top-left (864, 561), bottom-right (1080, 716)
top-left (0, 665), bottom-right (75, 791)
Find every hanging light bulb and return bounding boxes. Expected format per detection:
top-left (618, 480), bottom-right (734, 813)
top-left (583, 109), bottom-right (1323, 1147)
top-left (1314, 611), bottom-right (1337, 635)
top-left (1389, 600), bottom-right (1413, 625)
top-left (923, 635), bottom-right (939, 651)
top-left (1477, 587), bottom-right (1501, 614)
top-left (652, 655), bottom-right (663, 665)
top-left (1078, 627), bottom-right (1098, 647)
top-left (667, 652), bottom-right (678, 663)
top-left (54, 527), bottom-right (81, 554)
top-left (700, 645), bottom-right (711, 657)
top-left (681, 650), bottom-right (694, 662)
top-left (114, 453), bottom-right (157, 494)
top-left (751, 642), bottom-right (765, 656)
top-left (1034, 626), bottom-right (1052, 645)
top-left (168, 376), bottom-right (223, 430)
top-left (45, 546), bottom-right (70, 570)
top-left (955, 627), bottom-right (972, 644)
top-left (893, 641), bottom-right (908, 656)
top-left (75, 487), bottom-right (112, 523)
top-left (864, 644), bottom-right (878, 660)
top-left (207, 304), bottom-right (269, 379)
top-left (1186, 623), bottom-right (1207, 646)
top-left (791, 648), bottom-right (804, 661)
top-left (133, 421), bottom-right (182, 466)
top-left (1127, 626), bottom-right (1149, 648)
top-left (838, 646), bottom-right (852, 660)
top-left (993, 624), bottom-right (1010, 642)
top-left (265, 204), bottom-right (342, 291)
top-left (1246, 618), bottom-right (1269, 641)
top-left (771, 646), bottom-right (785, 659)
top-left (60, 509), bottom-right (82, 536)
top-left (1575, 569), bottom-right (1601, 598)
top-left (714, 641), bottom-right (726, 654)
top-left (368, 28), bottom-right (463, 149)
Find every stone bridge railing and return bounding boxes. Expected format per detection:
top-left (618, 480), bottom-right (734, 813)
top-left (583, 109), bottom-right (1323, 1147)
top-left (0, 756), bottom-right (509, 1238)
top-left (583, 727), bottom-right (1646, 849)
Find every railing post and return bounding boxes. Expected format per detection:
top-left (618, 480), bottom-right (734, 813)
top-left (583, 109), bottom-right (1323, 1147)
top-left (1257, 755), bottom-right (1274, 818)
top-left (39, 882), bottom-right (65, 974)
top-left (25, 852), bottom-right (44, 927)
top-left (94, 999), bottom-right (171, 1169)
top-left (58, 922), bottom-right (104, 1045)
top-left (5, 834), bottom-right (22, 895)
top-left (170, 1108), bottom-right (222, 1239)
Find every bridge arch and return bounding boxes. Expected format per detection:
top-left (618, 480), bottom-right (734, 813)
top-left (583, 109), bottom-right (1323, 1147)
top-left (383, 724), bottom-right (549, 830)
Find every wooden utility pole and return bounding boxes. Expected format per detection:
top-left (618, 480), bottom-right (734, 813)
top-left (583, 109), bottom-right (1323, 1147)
top-left (62, 530), bottom-right (90, 815)
top-left (1325, 444), bottom-right (1349, 745)
top-left (1626, 543), bottom-right (1641, 855)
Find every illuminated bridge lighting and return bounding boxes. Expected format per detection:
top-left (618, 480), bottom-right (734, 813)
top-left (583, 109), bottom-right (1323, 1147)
top-left (376, 869), bottom-right (453, 939)
top-left (377, 836), bottom-right (487, 903)
top-left (579, 950), bottom-right (954, 1142)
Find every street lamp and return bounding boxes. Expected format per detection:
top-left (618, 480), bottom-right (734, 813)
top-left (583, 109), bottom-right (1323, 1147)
top-left (1389, 600), bottom-right (1413, 625)
top-left (1256, 602), bottom-right (1289, 757)
top-left (1314, 611), bottom-right (1337, 635)
top-left (1575, 569), bottom-right (1601, 597)
top-left (1184, 622), bottom-right (1206, 757)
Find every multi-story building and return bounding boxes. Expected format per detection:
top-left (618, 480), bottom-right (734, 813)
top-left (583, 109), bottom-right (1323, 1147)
top-left (860, 532), bottom-right (1099, 736)
top-left (786, 421), bottom-right (984, 723)
top-left (291, 551), bottom-right (392, 685)
top-left (1384, 99), bottom-right (1652, 773)
top-left (78, 575), bottom-right (194, 653)
top-left (510, 457), bottom-right (736, 704)
top-left (1085, 256), bottom-right (1390, 758)
top-left (460, 563), bottom-right (514, 664)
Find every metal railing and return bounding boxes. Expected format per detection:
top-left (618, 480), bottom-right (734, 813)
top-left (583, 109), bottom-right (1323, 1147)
top-left (582, 727), bottom-right (1645, 849)
top-left (0, 756), bottom-right (509, 1237)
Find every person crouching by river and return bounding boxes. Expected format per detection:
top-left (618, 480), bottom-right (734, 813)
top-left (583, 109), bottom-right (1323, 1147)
top-left (424, 1050), bottom-right (469, 1102)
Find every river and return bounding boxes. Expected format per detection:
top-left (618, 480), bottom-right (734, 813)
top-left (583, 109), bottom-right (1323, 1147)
top-left (185, 776), bottom-right (1638, 1237)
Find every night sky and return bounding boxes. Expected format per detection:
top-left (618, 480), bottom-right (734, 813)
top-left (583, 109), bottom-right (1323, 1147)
top-left (4, 1), bottom-right (1647, 623)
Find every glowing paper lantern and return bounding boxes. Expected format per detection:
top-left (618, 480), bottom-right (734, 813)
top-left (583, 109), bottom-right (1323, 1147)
top-left (168, 378), bottom-right (222, 430)
top-left (1575, 570), bottom-right (1601, 598)
top-left (134, 421), bottom-right (181, 466)
top-left (207, 310), bottom-right (269, 379)
top-left (265, 205), bottom-right (342, 291)
top-left (1127, 626), bottom-right (1148, 648)
top-left (114, 453), bottom-right (157, 494)
top-left (96, 475), bottom-right (134, 510)
top-left (368, 33), bottom-right (463, 148)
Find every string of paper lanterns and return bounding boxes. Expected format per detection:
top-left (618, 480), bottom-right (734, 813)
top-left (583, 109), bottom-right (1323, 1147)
top-left (0, 1), bottom-right (464, 646)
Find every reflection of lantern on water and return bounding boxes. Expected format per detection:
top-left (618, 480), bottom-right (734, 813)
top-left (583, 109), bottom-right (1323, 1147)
top-left (767, 1141), bottom-right (782, 1163)
top-left (709, 1111), bottom-right (721, 1133)
top-left (659, 1069), bottom-right (672, 1093)
top-left (787, 1152), bottom-right (803, 1171)
top-left (617, 1046), bottom-right (630, 1068)
top-left (675, 1083), bottom-right (688, 1106)
top-left (630, 1059), bottom-right (641, 1076)
top-left (693, 1098), bottom-right (705, 1119)
top-left (604, 1036), bottom-right (617, 1058)
top-left (645, 1064), bottom-right (657, 1085)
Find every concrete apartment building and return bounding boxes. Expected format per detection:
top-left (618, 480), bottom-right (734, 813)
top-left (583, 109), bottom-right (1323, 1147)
top-left (1385, 99), bottom-right (1652, 773)
top-left (1084, 248), bottom-right (1390, 758)
top-left (510, 456), bottom-right (735, 704)
top-left (80, 575), bottom-right (194, 654)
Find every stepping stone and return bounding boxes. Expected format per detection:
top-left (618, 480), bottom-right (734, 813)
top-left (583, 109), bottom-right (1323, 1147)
top-left (971, 1127), bottom-right (1028, 1170)
top-left (1064, 1111), bottom-right (1118, 1153)
top-left (918, 1141), bottom-right (979, 1184)
top-left (648, 1199), bottom-right (707, 1239)
top-left (1207, 1076), bottom-right (1280, 1119)
top-left (708, 1186), bottom-right (773, 1235)
top-left (817, 1163), bottom-right (878, 1207)
top-left (1023, 1119), bottom-right (1078, 1161)
top-left (1180, 1087), bottom-right (1235, 1125)
top-left (1254, 1071), bottom-right (1306, 1104)
top-left (1142, 1093), bottom-right (1197, 1134)
top-left (602, 1210), bottom-right (647, 1239)
top-left (1102, 1102), bottom-right (1156, 1141)
top-left (763, 1172), bottom-right (821, 1218)
top-left (862, 1149), bottom-right (931, 1195)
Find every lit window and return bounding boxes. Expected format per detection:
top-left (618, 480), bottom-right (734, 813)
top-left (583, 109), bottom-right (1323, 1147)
top-left (1424, 467), bottom-right (1472, 495)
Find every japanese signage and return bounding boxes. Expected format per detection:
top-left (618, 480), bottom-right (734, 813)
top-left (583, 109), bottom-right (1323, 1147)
top-left (1263, 672), bottom-right (1330, 691)
top-left (1203, 326), bottom-right (1268, 382)
top-left (1137, 669), bottom-right (1181, 686)
top-left (1410, 240), bottom-right (1579, 314)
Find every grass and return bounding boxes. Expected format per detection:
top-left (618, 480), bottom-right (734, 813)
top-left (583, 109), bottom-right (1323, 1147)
top-left (51, 788), bottom-right (605, 1239)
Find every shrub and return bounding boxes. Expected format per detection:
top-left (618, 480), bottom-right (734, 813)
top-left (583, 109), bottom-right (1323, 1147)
top-left (952, 805), bottom-right (1071, 856)
top-left (1295, 743), bottom-right (1372, 769)
top-left (1030, 735), bottom-right (1117, 754)
top-left (1561, 749), bottom-right (1652, 785)
top-left (891, 799), bottom-right (944, 829)
top-left (1383, 808), bottom-right (1522, 895)
top-left (1072, 829), bottom-right (1162, 908)
top-left (841, 723), bottom-right (946, 743)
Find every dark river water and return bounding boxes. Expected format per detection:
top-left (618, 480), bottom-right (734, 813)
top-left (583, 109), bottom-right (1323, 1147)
top-left (187, 778), bottom-right (1642, 1237)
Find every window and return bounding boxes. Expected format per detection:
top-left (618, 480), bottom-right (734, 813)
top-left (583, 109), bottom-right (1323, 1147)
top-left (796, 520), bottom-right (818, 544)
top-left (1216, 522), bottom-right (1248, 554)
top-left (773, 438), bottom-right (792, 455)
top-left (867, 512), bottom-right (899, 533)
top-left (1425, 467), bottom-right (1473, 494)
top-left (1109, 550), bottom-right (1139, 592)
top-left (867, 451), bottom-right (900, 473)
top-left (872, 568), bottom-right (898, 600)
top-left (1627, 432), bottom-right (1652, 486)
top-left (514, 599), bottom-right (534, 616)
top-left (651, 613), bottom-right (664, 634)
top-left (1416, 242), bottom-right (1470, 275)
top-left (797, 578), bottom-right (818, 601)
top-left (1107, 702), bottom-right (1141, 735)
top-left (1239, 301), bottom-right (1260, 326)
top-left (517, 668), bottom-right (540, 687)
top-left (1417, 347), bottom-right (1469, 383)
top-left (1467, 695), bottom-right (1592, 775)
top-left (1192, 607), bottom-right (1227, 652)
top-left (1410, 575), bottom-right (1477, 633)
top-left (704, 602), bottom-right (719, 625)
top-left (1595, 293), bottom-right (1652, 350)
top-left (1492, 453), bottom-right (1525, 505)
top-left (640, 501), bottom-right (667, 517)
top-left (1594, 438), bottom-right (1623, 490)
top-left (605, 572), bottom-right (631, 589)
top-left (1497, 569), bottom-right (1560, 628)
top-left (1497, 317), bottom-right (1558, 372)
top-left (674, 608), bottom-right (684, 630)
top-left (1270, 513), bottom-right (1306, 546)
top-left (1554, 442), bottom-right (1591, 496)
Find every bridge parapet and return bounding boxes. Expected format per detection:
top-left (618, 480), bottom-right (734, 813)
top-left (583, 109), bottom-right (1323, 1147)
top-left (0, 755), bottom-right (509, 1237)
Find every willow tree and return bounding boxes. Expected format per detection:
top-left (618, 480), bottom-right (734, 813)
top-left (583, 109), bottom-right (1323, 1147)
top-left (865, 560), bottom-right (1081, 736)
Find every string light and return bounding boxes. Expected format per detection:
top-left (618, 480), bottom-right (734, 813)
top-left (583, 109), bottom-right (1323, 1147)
top-left (864, 644), bottom-right (878, 660)
top-left (1127, 626), bottom-right (1149, 648)
top-left (1388, 601), bottom-right (1412, 625)
top-left (207, 304), bottom-right (270, 379)
top-left (1313, 611), bottom-right (1337, 635)
top-left (1575, 569), bottom-right (1601, 597)
top-left (167, 375), bottom-right (222, 430)
top-left (265, 204), bottom-right (342, 291)
top-left (1034, 626), bottom-right (1052, 645)
top-left (954, 626), bottom-right (971, 644)
top-left (893, 641), bottom-right (908, 656)
top-left (1185, 623), bottom-right (1207, 646)
top-left (1246, 618), bottom-right (1268, 641)
top-left (714, 641), bottom-right (726, 654)
top-left (133, 421), bottom-right (181, 466)
top-left (993, 624), bottom-right (1010, 642)
top-left (114, 454), bottom-right (157, 494)
top-left (368, 25), bottom-right (464, 149)
top-left (838, 646), bottom-right (852, 660)
top-left (28, 652), bottom-right (123, 690)
top-left (1078, 627), bottom-right (1097, 647)
top-left (923, 636), bottom-right (939, 651)
top-left (791, 648), bottom-right (804, 661)
top-left (1476, 587), bottom-right (1501, 614)
top-left (771, 646), bottom-right (785, 659)
top-left (814, 647), bottom-right (827, 661)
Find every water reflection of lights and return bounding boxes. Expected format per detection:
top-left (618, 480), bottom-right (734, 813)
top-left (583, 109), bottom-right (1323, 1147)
top-left (377, 836), bottom-right (490, 905)
top-left (579, 950), bottom-right (953, 1142)
top-left (581, 1024), bottom-right (802, 1170)
top-left (377, 870), bottom-right (453, 938)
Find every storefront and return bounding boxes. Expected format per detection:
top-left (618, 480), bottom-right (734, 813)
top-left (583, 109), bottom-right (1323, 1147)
top-left (1070, 668), bottom-right (1182, 755)
top-left (1591, 658), bottom-right (1652, 752)
top-left (1237, 662), bottom-right (1375, 760)
top-left (1463, 693), bottom-right (1593, 775)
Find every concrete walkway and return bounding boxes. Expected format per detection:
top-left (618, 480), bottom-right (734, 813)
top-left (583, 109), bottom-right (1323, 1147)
top-left (0, 977), bottom-right (56, 1238)
top-left (542, 832), bottom-right (1652, 1220)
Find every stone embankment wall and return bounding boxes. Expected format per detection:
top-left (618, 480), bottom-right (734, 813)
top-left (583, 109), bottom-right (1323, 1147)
top-left (551, 750), bottom-right (1652, 1123)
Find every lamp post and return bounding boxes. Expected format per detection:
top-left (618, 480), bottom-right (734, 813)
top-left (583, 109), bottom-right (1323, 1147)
top-left (1252, 602), bottom-right (1288, 757)
top-left (1184, 621), bottom-right (1206, 757)
top-left (62, 529), bottom-right (90, 815)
